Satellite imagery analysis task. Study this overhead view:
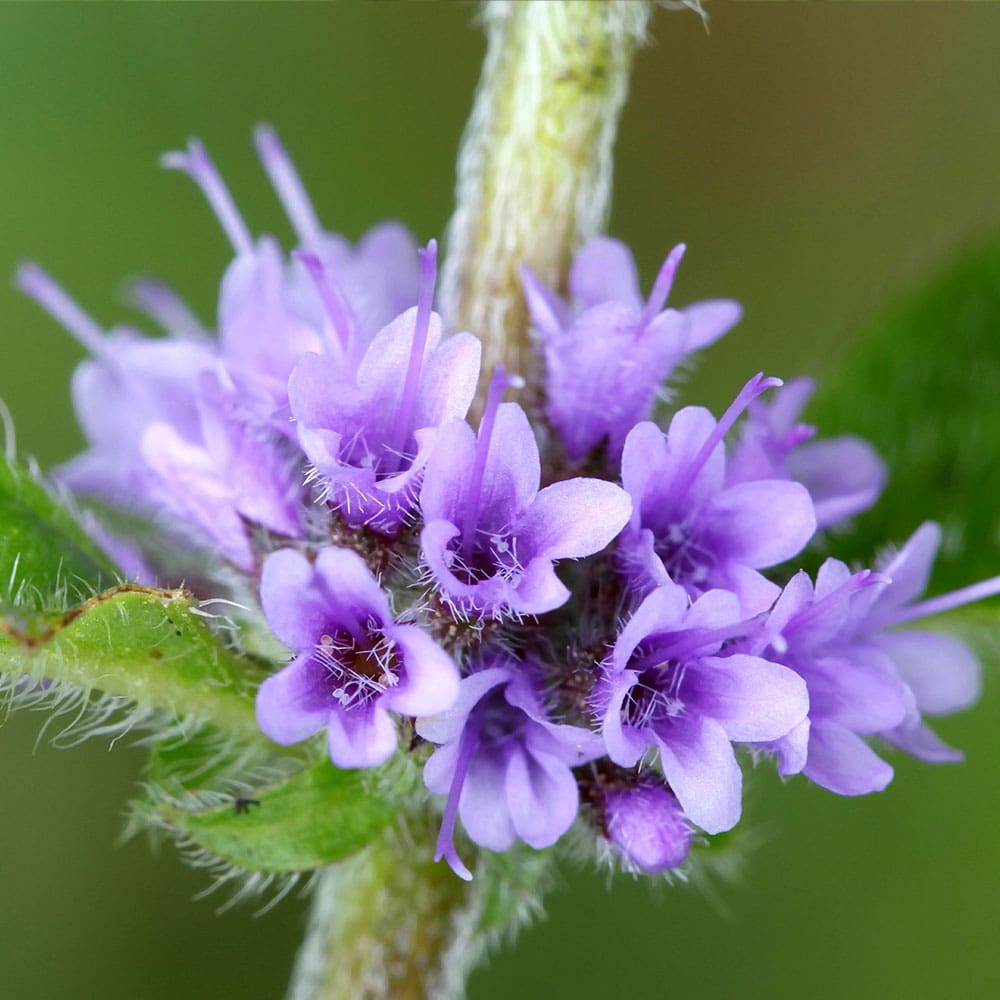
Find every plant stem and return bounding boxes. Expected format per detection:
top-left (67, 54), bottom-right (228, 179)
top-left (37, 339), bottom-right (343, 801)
top-left (287, 820), bottom-right (482, 1000)
top-left (441, 0), bottom-right (651, 398)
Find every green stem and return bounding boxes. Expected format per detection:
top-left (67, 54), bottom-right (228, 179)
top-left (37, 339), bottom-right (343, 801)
top-left (441, 0), bottom-right (652, 398)
top-left (287, 815), bottom-right (555, 1000)
top-left (287, 820), bottom-right (482, 1000)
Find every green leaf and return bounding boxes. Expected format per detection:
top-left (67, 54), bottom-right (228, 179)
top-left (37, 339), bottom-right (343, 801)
top-left (157, 758), bottom-right (397, 873)
top-left (809, 238), bottom-right (1000, 592)
top-left (0, 585), bottom-right (266, 742)
top-left (0, 453), bottom-right (118, 613)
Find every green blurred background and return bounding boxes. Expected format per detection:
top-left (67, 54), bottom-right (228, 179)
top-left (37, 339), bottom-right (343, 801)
top-left (1, 3), bottom-right (998, 998)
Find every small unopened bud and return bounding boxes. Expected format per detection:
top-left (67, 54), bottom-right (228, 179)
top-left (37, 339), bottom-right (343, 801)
top-left (604, 778), bottom-right (692, 873)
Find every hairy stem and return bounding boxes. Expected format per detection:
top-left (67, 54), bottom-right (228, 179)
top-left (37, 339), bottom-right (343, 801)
top-left (287, 820), bottom-right (482, 1000)
top-left (441, 0), bottom-right (652, 397)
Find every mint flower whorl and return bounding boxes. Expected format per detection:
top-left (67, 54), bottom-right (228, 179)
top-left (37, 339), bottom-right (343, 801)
top-left (419, 369), bottom-right (632, 620)
top-left (418, 663), bottom-right (604, 880)
top-left (256, 547), bottom-right (459, 769)
top-left (618, 373), bottom-right (817, 616)
top-left (596, 583), bottom-right (809, 834)
top-left (20, 125), bottom-right (996, 887)
top-left (522, 237), bottom-right (741, 464)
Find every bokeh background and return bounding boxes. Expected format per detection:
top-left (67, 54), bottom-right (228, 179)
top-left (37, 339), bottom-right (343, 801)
top-left (1, 3), bottom-right (998, 998)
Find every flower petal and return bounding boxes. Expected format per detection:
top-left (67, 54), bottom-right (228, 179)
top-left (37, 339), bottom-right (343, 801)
top-left (876, 629), bottom-right (981, 715)
top-left (259, 548), bottom-right (330, 649)
top-left (326, 705), bottom-right (398, 769)
top-left (255, 654), bottom-right (331, 745)
top-left (383, 625), bottom-right (460, 717)
top-left (694, 655), bottom-right (808, 743)
top-left (803, 720), bottom-right (893, 796)
top-left (505, 746), bottom-right (580, 849)
top-left (459, 750), bottom-right (516, 852)
top-left (657, 716), bottom-right (743, 835)
top-left (518, 478), bottom-right (631, 561)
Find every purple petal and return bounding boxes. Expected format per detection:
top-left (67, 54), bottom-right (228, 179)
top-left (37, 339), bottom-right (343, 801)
top-left (140, 422), bottom-right (252, 569)
top-left (505, 745), bottom-right (580, 849)
top-left (416, 331), bottom-right (481, 428)
top-left (610, 584), bottom-right (691, 673)
top-left (476, 403), bottom-right (541, 529)
top-left (505, 557), bottom-right (571, 616)
top-left (694, 654), bottom-right (809, 742)
top-left (422, 740), bottom-right (461, 795)
top-left (657, 716), bottom-right (743, 835)
top-left (767, 718), bottom-right (811, 776)
top-left (313, 547), bottom-right (392, 624)
top-left (416, 667), bottom-right (510, 746)
top-left (255, 654), bottom-right (331, 744)
top-left (683, 588), bottom-right (742, 632)
top-left (568, 236), bottom-right (642, 310)
top-left (382, 626), bottom-right (460, 717)
top-left (881, 714), bottom-right (964, 764)
top-left (518, 478), bottom-right (631, 561)
top-left (876, 522), bottom-right (941, 610)
top-left (521, 265), bottom-right (569, 339)
top-left (459, 751), bottom-right (517, 852)
top-left (327, 705), bottom-right (398, 769)
top-left (790, 435), bottom-right (886, 528)
top-left (419, 420), bottom-right (477, 524)
top-left (719, 563), bottom-right (782, 618)
top-left (875, 630), bottom-right (981, 715)
top-left (621, 422), bottom-right (670, 530)
top-left (803, 720), bottom-right (893, 795)
top-left (260, 548), bottom-right (331, 649)
top-left (668, 299), bottom-right (742, 353)
top-left (802, 650), bottom-right (909, 733)
top-left (793, 647), bottom-right (907, 733)
top-left (600, 671), bottom-right (647, 768)
top-left (703, 480), bottom-right (816, 568)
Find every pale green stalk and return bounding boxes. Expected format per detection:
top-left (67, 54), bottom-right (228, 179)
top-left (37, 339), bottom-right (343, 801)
top-left (441, 0), bottom-right (652, 400)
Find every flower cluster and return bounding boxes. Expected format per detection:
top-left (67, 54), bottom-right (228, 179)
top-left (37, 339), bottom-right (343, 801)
top-left (21, 129), bottom-right (998, 880)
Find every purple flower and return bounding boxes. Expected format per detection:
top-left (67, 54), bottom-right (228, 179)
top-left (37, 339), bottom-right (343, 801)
top-left (420, 370), bottom-right (632, 619)
top-left (140, 369), bottom-right (305, 569)
top-left (418, 662), bottom-right (604, 880)
top-left (166, 132), bottom-right (421, 422)
top-left (16, 262), bottom-right (306, 570)
top-left (602, 776), bottom-right (692, 874)
top-left (618, 373), bottom-right (816, 615)
top-left (854, 522), bottom-right (992, 761)
top-left (727, 376), bottom-right (886, 530)
top-left (15, 264), bottom-right (215, 507)
top-left (522, 237), bottom-right (741, 463)
top-left (256, 547), bottom-right (460, 768)
top-left (290, 241), bottom-right (482, 535)
top-left (758, 563), bottom-right (910, 794)
top-left (759, 522), bottom-right (996, 794)
top-left (595, 583), bottom-right (808, 834)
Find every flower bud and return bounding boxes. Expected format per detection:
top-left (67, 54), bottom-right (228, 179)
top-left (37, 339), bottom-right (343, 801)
top-left (604, 778), bottom-right (692, 873)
